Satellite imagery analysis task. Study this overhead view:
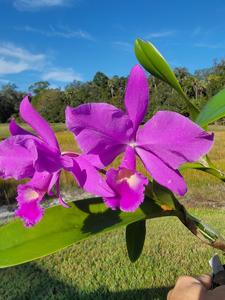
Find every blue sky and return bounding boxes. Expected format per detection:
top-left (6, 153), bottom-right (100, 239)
top-left (0, 0), bottom-right (225, 90)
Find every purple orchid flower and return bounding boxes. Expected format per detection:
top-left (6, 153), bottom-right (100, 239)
top-left (103, 146), bottom-right (148, 212)
top-left (0, 96), bottom-right (114, 227)
top-left (66, 65), bottom-right (214, 200)
top-left (15, 171), bottom-right (52, 226)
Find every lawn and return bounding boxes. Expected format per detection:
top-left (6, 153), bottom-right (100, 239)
top-left (0, 209), bottom-right (224, 300)
top-left (0, 123), bottom-right (66, 140)
top-left (0, 124), bottom-right (225, 299)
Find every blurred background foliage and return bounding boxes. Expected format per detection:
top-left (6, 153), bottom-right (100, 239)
top-left (1, 59), bottom-right (225, 124)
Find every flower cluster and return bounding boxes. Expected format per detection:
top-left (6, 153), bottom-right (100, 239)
top-left (0, 65), bottom-right (214, 227)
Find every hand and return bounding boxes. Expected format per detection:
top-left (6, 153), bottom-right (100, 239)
top-left (167, 274), bottom-right (225, 300)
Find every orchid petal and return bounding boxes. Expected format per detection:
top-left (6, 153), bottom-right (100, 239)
top-left (124, 65), bottom-right (149, 133)
top-left (0, 135), bottom-right (35, 179)
top-left (0, 134), bottom-right (62, 179)
top-left (136, 147), bottom-right (187, 196)
top-left (20, 96), bottom-right (59, 150)
top-left (64, 154), bottom-right (115, 198)
top-left (47, 171), bottom-right (60, 195)
top-left (66, 104), bottom-right (132, 166)
top-left (103, 167), bottom-right (148, 212)
top-left (137, 111), bottom-right (214, 169)
top-left (31, 139), bottom-right (62, 173)
top-left (81, 144), bottom-right (126, 169)
top-left (9, 119), bottom-right (33, 136)
top-left (28, 171), bottom-right (53, 189)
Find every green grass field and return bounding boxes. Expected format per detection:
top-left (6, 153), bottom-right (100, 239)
top-left (0, 209), bottom-right (224, 300)
top-left (0, 123), bottom-right (66, 140)
top-left (0, 124), bottom-right (225, 299)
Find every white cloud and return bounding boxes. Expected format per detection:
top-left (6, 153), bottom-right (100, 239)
top-left (13, 0), bottom-right (70, 10)
top-left (0, 43), bottom-right (46, 75)
top-left (0, 41), bottom-right (81, 84)
top-left (146, 30), bottom-right (176, 38)
top-left (0, 59), bottom-right (28, 74)
top-left (0, 42), bottom-right (45, 63)
top-left (42, 68), bottom-right (82, 82)
top-left (17, 25), bottom-right (94, 41)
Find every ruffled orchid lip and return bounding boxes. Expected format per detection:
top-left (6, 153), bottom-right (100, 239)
top-left (15, 183), bottom-right (46, 227)
top-left (103, 166), bottom-right (148, 212)
top-left (116, 168), bottom-right (134, 182)
top-left (22, 188), bottom-right (40, 202)
top-left (17, 187), bottom-right (42, 203)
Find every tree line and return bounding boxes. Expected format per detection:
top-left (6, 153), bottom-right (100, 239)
top-left (1, 59), bottom-right (225, 124)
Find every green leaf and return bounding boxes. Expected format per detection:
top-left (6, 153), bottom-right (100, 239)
top-left (187, 164), bottom-right (225, 181)
top-left (196, 88), bottom-right (225, 127)
top-left (1, 189), bottom-right (225, 269)
top-left (181, 157), bottom-right (225, 182)
top-left (126, 220), bottom-right (146, 262)
top-left (0, 196), bottom-right (175, 268)
top-left (134, 38), bottom-right (199, 120)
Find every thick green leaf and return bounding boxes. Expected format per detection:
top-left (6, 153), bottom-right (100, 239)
top-left (1, 188), bottom-right (225, 269)
top-left (196, 88), bottom-right (225, 127)
top-left (134, 38), bottom-right (199, 119)
top-left (126, 220), bottom-right (146, 262)
top-left (0, 196), bottom-right (176, 268)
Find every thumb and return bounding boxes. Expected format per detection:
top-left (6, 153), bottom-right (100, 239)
top-left (196, 274), bottom-right (212, 290)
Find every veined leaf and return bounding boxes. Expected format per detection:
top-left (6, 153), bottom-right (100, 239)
top-left (0, 196), bottom-right (174, 268)
top-left (196, 88), bottom-right (225, 127)
top-left (0, 188), bottom-right (224, 269)
top-left (126, 220), bottom-right (146, 262)
top-left (134, 38), bottom-right (199, 120)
